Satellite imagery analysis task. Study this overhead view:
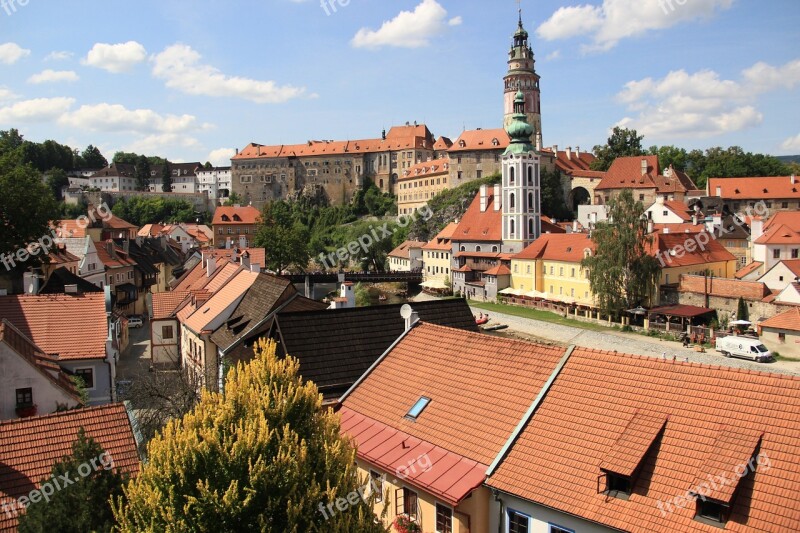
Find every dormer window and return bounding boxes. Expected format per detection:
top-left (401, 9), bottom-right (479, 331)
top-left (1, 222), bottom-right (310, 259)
top-left (606, 473), bottom-right (631, 497)
top-left (600, 412), bottom-right (667, 500)
top-left (233, 214), bottom-right (242, 222)
top-left (696, 499), bottom-right (728, 524)
top-left (222, 215), bottom-right (230, 222)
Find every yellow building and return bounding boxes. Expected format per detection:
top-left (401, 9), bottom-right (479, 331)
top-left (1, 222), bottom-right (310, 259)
top-left (397, 158), bottom-right (450, 215)
top-left (510, 233), bottom-right (597, 307)
top-left (421, 222), bottom-right (458, 291)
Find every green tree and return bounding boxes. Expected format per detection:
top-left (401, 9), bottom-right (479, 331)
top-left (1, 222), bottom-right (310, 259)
top-left (647, 145), bottom-right (688, 172)
top-left (113, 151), bottom-right (140, 165)
top-left (0, 151), bottom-right (60, 266)
top-left (81, 145), bottom-right (108, 169)
top-left (161, 161), bottom-right (173, 192)
top-left (113, 340), bottom-right (387, 533)
top-left (540, 167), bottom-right (572, 219)
top-left (254, 201), bottom-right (309, 273)
top-left (18, 429), bottom-right (127, 533)
top-left (736, 296), bottom-right (749, 322)
top-left (134, 155), bottom-right (151, 191)
top-left (222, 192), bottom-right (243, 206)
top-left (581, 189), bottom-right (661, 320)
top-left (590, 127), bottom-right (646, 171)
top-left (46, 168), bottom-right (70, 201)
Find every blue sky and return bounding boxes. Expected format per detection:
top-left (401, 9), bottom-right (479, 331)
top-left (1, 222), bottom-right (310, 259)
top-left (0, 0), bottom-right (798, 165)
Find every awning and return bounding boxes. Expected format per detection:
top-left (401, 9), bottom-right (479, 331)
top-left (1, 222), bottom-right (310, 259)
top-left (420, 280), bottom-right (448, 290)
top-left (499, 287), bottom-right (523, 296)
top-left (525, 290), bottom-right (546, 298)
top-left (649, 305), bottom-right (715, 318)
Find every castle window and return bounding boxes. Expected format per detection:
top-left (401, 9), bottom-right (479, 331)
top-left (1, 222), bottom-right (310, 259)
top-left (510, 193), bottom-right (516, 209)
top-left (509, 167), bottom-right (515, 184)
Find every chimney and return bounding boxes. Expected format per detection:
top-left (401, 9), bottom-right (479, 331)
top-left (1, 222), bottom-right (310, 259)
top-left (231, 247), bottom-right (239, 262)
top-left (715, 186), bottom-right (722, 197)
top-left (792, 174), bottom-right (797, 185)
top-left (535, 132), bottom-right (542, 152)
top-left (235, 148), bottom-right (239, 155)
top-left (122, 239), bottom-right (130, 255)
top-left (751, 217), bottom-right (764, 242)
top-left (566, 146), bottom-right (572, 160)
top-left (641, 158), bottom-right (649, 176)
top-left (480, 184), bottom-right (488, 212)
top-left (239, 235), bottom-right (247, 249)
top-left (106, 241), bottom-right (115, 259)
top-left (552, 144), bottom-right (559, 154)
top-left (206, 257), bottom-right (216, 278)
top-left (226, 237), bottom-right (232, 250)
top-left (494, 184), bottom-right (502, 211)
top-left (575, 146), bottom-right (581, 157)
top-left (572, 220), bottom-right (578, 233)
top-left (692, 214), bottom-right (698, 226)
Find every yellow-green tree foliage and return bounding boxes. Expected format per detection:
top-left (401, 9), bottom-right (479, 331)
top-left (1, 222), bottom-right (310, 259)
top-left (114, 340), bottom-right (387, 533)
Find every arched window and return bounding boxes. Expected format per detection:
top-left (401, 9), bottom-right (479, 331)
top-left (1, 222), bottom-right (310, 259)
top-left (528, 166), bottom-right (533, 185)
top-left (528, 192), bottom-right (534, 210)
top-left (476, 246), bottom-right (482, 252)
top-left (510, 193), bottom-right (516, 209)
top-left (460, 246), bottom-right (466, 252)
top-left (529, 218), bottom-right (535, 235)
top-left (492, 246), bottom-right (498, 252)
top-left (510, 219), bottom-right (515, 236)
top-left (509, 166), bottom-right (515, 184)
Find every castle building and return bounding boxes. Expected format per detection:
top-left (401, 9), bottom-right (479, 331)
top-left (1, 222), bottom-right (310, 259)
top-left (503, 12), bottom-right (542, 141)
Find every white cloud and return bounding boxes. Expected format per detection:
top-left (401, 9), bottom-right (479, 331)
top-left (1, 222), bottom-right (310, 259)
top-left (545, 50), bottom-right (561, 61)
top-left (0, 97), bottom-right (75, 124)
top-left (83, 41), bottom-right (147, 73)
top-left (0, 43), bottom-right (31, 65)
top-left (615, 59), bottom-right (800, 140)
top-left (206, 147), bottom-right (237, 166)
top-left (45, 51), bottom-right (74, 61)
top-left (537, 0), bottom-right (732, 52)
top-left (59, 103), bottom-right (199, 134)
top-left (0, 86), bottom-right (19, 103)
top-left (151, 44), bottom-right (308, 104)
top-left (351, 0), bottom-right (461, 49)
top-left (27, 69), bottom-right (79, 84)
top-left (123, 133), bottom-right (201, 155)
top-left (781, 134), bottom-right (800, 153)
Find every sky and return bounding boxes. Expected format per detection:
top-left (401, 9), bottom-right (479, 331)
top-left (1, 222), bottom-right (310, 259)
top-left (0, 0), bottom-right (798, 166)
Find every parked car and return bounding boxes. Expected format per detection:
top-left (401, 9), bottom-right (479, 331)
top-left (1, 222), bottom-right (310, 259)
top-left (715, 335), bottom-right (772, 362)
top-left (127, 316), bottom-right (144, 329)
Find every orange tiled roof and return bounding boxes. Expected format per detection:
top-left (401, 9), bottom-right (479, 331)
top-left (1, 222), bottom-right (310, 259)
top-left (448, 129), bottom-right (510, 153)
top-left (342, 323), bottom-right (566, 467)
top-left (54, 219), bottom-right (86, 238)
top-left (152, 291), bottom-right (191, 320)
top-left (95, 241), bottom-right (137, 269)
top-left (399, 158), bottom-right (449, 181)
top-left (483, 264), bottom-right (511, 276)
top-left (755, 223), bottom-right (800, 245)
top-left (596, 155), bottom-right (660, 190)
top-left (661, 200), bottom-right (693, 221)
top-left (541, 148), bottom-right (596, 173)
top-left (513, 233), bottom-right (596, 262)
top-left (182, 270), bottom-right (258, 334)
top-left (0, 293), bottom-right (108, 360)
top-left (388, 240), bottom-right (427, 260)
top-left (212, 206), bottom-right (261, 225)
top-left (137, 223), bottom-right (164, 238)
top-left (433, 136), bottom-right (453, 151)
top-left (204, 247), bottom-right (266, 268)
top-left (650, 232), bottom-right (736, 267)
top-left (709, 176), bottom-right (800, 200)
top-left (735, 261), bottom-right (764, 279)
top-left (487, 347), bottom-right (800, 533)
top-left (679, 275), bottom-right (771, 301)
top-left (0, 404), bottom-right (140, 531)
top-left (780, 259), bottom-right (800, 278)
top-left (423, 222), bottom-right (459, 251)
top-left (452, 189), bottom-right (503, 242)
top-left (763, 211), bottom-right (800, 232)
top-left (759, 307), bottom-right (800, 332)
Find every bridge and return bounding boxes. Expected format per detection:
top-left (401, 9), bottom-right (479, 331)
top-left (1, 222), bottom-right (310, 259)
top-left (281, 272), bottom-right (423, 298)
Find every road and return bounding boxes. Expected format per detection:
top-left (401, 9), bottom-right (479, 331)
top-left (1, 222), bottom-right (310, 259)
top-left (116, 319), bottom-right (153, 397)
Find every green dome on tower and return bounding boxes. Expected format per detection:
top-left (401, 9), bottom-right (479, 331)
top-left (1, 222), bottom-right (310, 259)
top-left (504, 91), bottom-right (536, 155)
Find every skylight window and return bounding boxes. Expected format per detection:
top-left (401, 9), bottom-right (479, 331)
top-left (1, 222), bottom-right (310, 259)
top-left (405, 397), bottom-right (431, 420)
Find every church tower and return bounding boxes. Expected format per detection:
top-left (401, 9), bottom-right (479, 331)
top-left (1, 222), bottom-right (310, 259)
top-left (503, 9), bottom-right (541, 143)
top-left (502, 91), bottom-right (541, 253)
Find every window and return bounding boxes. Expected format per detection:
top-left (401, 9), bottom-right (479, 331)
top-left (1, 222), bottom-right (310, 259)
top-left (696, 499), bottom-right (726, 524)
top-left (403, 487), bottom-right (418, 520)
top-left (639, 194), bottom-right (645, 201)
top-left (779, 332), bottom-right (786, 343)
top-left (405, 397), bottom-right (431, 420)
top-left (436, 503), bottom-right (452, 533)
top-left (369, 470), bottom-right (383, 503)
top-left (16, 388), bottom-right (33, 407)
top-left (782, 202), bottom-right (789, 209)
top-left (510, 167), bottom-right (515, 184)
top-left (162, 325), bottom-right (174, 340)
top-left (606, 473), bottom-right (631, 496)
top-left (74, 368), bottom-right (94, 389)
top-left (793, 249), bottom-right (799, 259)
top-left (773, 249), bottom-right (781, 259)
top-left (549, 525), bottom-right (575, 533)
top-left (508, 510), bottom-right (529, 533)
top-left (510, 193), bottom-right (516, 209)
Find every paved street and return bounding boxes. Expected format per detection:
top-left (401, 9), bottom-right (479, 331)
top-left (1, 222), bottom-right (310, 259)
top-left (116, 319), bottom-right (153, 396)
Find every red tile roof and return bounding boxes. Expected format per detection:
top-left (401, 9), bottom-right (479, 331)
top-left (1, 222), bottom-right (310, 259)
top-left (513, 233), bottom-right (596, 262)
top-left (708, 176), bottom-right (800, 200)
top-left (596, 155), bottom-right (660, 190)
top-left (53, 219), bottom-right (87, 238)
top-left (400, 158), bottom-right (449, 181)
top-left (541, 148), bottom-right (596, 173)
top-left (0, 404), bottom-right (140, 531)
top-left (433, 136), bottom-right (453, 151)
top-left (487, 347), bottom-right (800, 533)
top-left (650, 232), bottom-right (736, 267)
top-left (0, 294), bottom-right (108, 360)
top-left (183, 270), bottom-right (258, 334)
top-left (423, 222), bottom-right (459, 251)
top-left (152, 291), bottom-right (191, 320)
top-left (448, 129), bottom-right (510, 153)
top-left (95, 241), bottom-right (137, 269)
top-left (212, 206), bottom-right (261, 225)
top-left (388, 240), bottom-right (427, 260)
top-left (452, 189), bottom-right (503, 242)
top-left (759, 307), bottom-right (800, 332)
top-left (755, 223), bottom-right (800, 245)
top-left (204, 248), bottom-right (267, 269)
top-left (679, 275), bottom-right (771, 301)
top-left (342, 322), bottom-right (565, 469)
top-left (483, 264), bottom-right (511, 276)
top-left (781, 259), bottom-right (800, 278)
top-left (735, 261), bottom-right (764, 279)
top-left (662, 200), bottom-right (693, 221)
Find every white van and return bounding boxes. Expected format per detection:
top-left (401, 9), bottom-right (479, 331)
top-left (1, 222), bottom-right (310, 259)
top-left (715, 336), bottom-right (772, 362)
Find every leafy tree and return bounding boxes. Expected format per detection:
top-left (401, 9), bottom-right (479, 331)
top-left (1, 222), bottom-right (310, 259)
top-left (254, 201), bottom-right (309, 273)
top-left (113, 340), bottom-right (387, 533)
top-left (581, 189), bottom-right (661, 320)
top-left (113, 152), bottom-right (140, 165)
top-left (81, 145), bottom-right (108, 169)
top-left (111, 197), bottom-right (197, 226)
top-left (161, 161), bottom-right (173, 192)
top-left (540, 167), bottom-right (572, 219)
top-left (134, 155), bottom-right (150, 191)
top-left (223, 192), bottom-right (243, 206)
top-left (0, 151), bottom-right (60, 265)
top-left (0, 128), bottom-right (24, 156)
top-left (18, 429), bottom-right (128, 533)
top-left (46, 168), bottom-right (70, 201)
top-left (647, 145), bottom-right (688, 172)
top-left (590, 127), bottom-right (646, 171)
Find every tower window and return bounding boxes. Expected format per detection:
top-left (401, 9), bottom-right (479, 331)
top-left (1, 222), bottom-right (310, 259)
top-left (510, 166), bottom-right (515, 184)
top-left (528, 166), bottom-right (533, 185)
top-left (510, 193), bottom-right (516, 209)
